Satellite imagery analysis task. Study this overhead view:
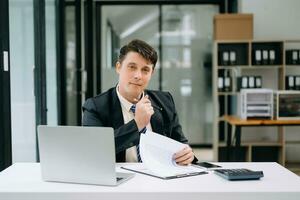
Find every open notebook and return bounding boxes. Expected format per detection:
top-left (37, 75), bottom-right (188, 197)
top-left (122, 131), bottom-right (207, 179)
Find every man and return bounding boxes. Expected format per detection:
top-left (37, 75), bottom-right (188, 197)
top-left (82, 39), bottom-right (197, 165)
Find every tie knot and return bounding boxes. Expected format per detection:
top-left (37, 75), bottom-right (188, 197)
top-left (130, 104), bottom-right (136, 114)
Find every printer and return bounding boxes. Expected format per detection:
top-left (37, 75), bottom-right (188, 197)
top-left (238, 89), bottom-right (274, 119)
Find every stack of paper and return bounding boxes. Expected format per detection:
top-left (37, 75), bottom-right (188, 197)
top-left (122, 130), bottom-right (206, 179)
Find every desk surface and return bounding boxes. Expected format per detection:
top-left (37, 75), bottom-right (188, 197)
top-left (0, 162), bottom-right (300, 200)
top-left (223, 115), bottom-right (300, 126)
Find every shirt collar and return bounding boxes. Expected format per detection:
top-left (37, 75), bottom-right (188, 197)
top-left (116, 85), bottom-right (144, 112)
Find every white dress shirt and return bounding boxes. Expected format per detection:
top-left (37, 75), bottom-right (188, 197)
top-left (116, 86), bottom-right (152, 162)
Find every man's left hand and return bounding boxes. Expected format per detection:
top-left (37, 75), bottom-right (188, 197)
top-left (173, 145), bottom-right (194, 165)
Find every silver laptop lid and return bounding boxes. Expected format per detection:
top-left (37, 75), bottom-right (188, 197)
top-left (38, 125), bottom-right (117, 185)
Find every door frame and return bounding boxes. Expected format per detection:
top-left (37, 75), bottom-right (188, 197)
top-left (0, 0), bottom-right (12, 171)
top-left (56, 0), bottom-right (84, 125)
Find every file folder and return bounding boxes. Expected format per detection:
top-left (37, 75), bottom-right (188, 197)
top-left (121, 165), bottom-right (207, 180)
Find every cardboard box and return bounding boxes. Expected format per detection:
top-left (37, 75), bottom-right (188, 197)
top-left (214, 14), bottom-right (253, 40)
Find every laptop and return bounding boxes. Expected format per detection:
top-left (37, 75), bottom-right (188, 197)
top-left (37, 125), bottom-right (134, 186)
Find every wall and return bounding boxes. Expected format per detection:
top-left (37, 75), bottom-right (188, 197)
top-left (240, 0), bottom-right (300, 40)
top-left (240, 0), bottom-right (300, 161)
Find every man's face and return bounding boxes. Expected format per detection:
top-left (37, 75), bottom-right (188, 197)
top-left (116, 51), bottom-right (154, 103)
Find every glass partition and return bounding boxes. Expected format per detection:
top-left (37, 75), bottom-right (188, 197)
top-left (98, 3), bottom-right (219, 145)
top-left (46, 0), bottom-right (58, 125)
top-left (65, 5), bottom-right (78, 125)
top-left (9, 0), bottom-right (36, 162)
top-left (101, 5), bottom-right (160, 92)
top-left (161, 5), bottom-right (218, 144)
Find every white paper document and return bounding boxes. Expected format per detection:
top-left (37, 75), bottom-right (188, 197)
top-left (122, 131), bottom-right (206, 179)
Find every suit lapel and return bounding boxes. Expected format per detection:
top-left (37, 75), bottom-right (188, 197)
top-left (111, 88), bottom-right (124, 130)
top-left (149, 95), bottom-right (164, 135)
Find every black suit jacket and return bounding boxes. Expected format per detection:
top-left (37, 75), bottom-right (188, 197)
top-left (82, 87), bottom-right (197, 163)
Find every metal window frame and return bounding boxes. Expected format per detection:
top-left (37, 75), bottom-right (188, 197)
top-left (75, 0), bottom-right (83, 125)
top-left (56, 0), bottom-right (83, 125)
top-left (34, 0), bottom-right (47, 161)
top-left (56, 0), bottom-right (67, 125)
top-left (34, 0), bottom-right (47, 126)
top-left (84, 0), bottom-right (95, 99)
top-left (0, 0), bottom-right (12, 171)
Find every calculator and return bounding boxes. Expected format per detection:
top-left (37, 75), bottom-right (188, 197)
top-left (214, 168), bottom-right (264, 180)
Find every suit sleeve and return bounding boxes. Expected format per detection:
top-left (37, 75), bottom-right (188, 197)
top-left (167, 92), bottom-right (198, 164)
top-left (167, 92), bottom-right (188, 143)
top-left (82, 98), bottom-right (105, 126)
top-left (82, 98), bottom-right (140, 154)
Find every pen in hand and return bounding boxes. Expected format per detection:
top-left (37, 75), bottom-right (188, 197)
top-left (152, 104), bottom-right (162, 111)
top-left (133, 97), bottom-right (162, 111)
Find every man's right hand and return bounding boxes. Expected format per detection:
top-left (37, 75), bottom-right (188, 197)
top-left (134, 95), bottom-right (154, 131)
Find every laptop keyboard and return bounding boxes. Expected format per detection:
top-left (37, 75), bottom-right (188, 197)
top-left (116, 177), bottom-right (124, 182)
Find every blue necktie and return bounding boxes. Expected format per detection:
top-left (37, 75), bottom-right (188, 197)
top-left (130, 104), bottom-right (146, 162)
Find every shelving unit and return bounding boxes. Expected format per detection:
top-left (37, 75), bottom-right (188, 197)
top-left (213, 39), bottom-right (300, 167)
top-left (283, 40), bottom-right (300, 172)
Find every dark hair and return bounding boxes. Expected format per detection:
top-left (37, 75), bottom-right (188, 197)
top-left (118, 39), bottom-right (158, 68)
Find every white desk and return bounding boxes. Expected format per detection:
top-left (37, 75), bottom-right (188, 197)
top-left (0, 162), bottom-right (299, 200)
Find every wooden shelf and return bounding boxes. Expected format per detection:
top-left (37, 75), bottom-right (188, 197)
top-left (218, 65), bottom-right (250, 69)
top-left (218, 65), bottom-right (283, 69)
top-left (286, 141), bottom-right (300, 144)
top-left (223, 115), bottom-right (300, 126)
top-left (286, 162), bottom-right (300, 175)
top-left (213, 39), bottom-right (300, 165)
top-left (246, 65), bottom-right (283, 69)
top-left (218, 92), bottom-right (238, 95)
top-left (285, 40), bottom-right (300, 43)
top-left (286, 65), bottom-right (300, 68)
top-left (219, 141), bottom-right (282, 147)
top-left (215, 39), bottom-right (288, 43)
top-left (286, 162), bottom-right (300, 169)
top-left (215, 40), bottom-right (251, 43)
top-left (248, 141), bottom-right (282, 146)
